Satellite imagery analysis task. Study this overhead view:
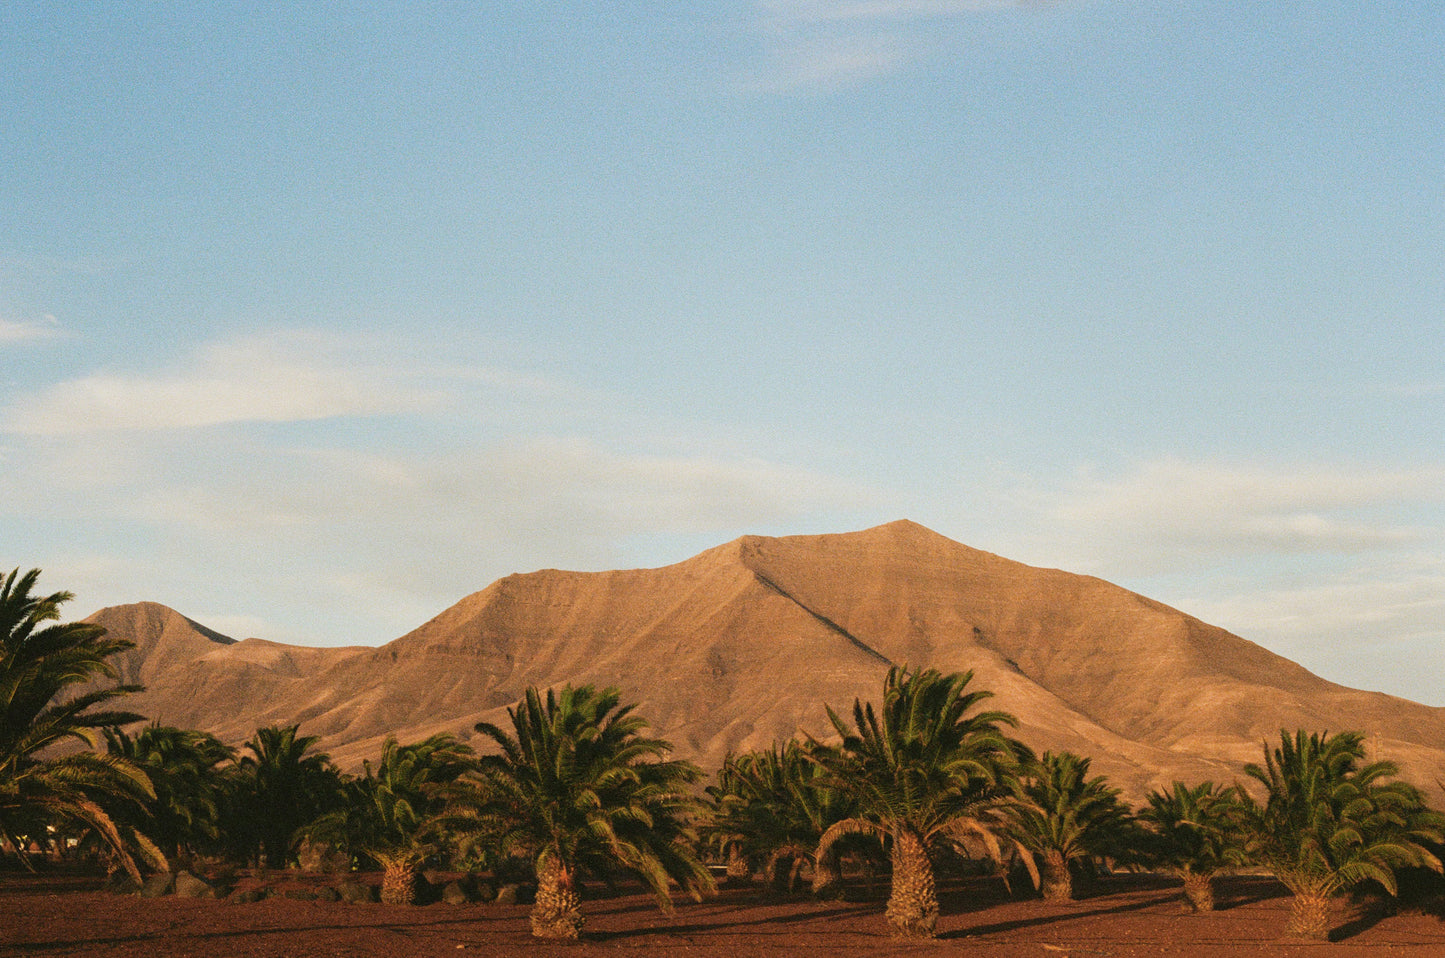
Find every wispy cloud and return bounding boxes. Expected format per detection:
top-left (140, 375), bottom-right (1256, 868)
top-left (746, 0), bottom-right (1049, 91)
top-left (71, 436), bottom-right (872, 643)
top-left (1176, 556), bottom-right (1445, 705)
top-left (1186, 560), bottom-right (1445, 642)
top-left (942, 456), bottom-right (1445, 703)
top-left (2, 330), bottom-right (443, 435)
top-left (1376, 381), bottom-right (1445, 399)
top-left (3, 332), bottom-right (877, 642)
top-left (763, 0), bottom-right (1040, 25)
top-left (127, 437), bottom-right (872, 549)
top-left (0, 315), bottom-right (64, 345)
top-left (749, 32), bottom-right (915, 91)
top-left (1038, 458), bottom-right (1444, 571)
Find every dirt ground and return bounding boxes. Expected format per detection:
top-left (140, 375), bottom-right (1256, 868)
top-left (4, 871), bottom-right (1445, 958)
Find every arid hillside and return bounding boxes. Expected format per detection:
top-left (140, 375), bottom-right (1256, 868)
top-left (87, 520), bottom-right (1445, 801)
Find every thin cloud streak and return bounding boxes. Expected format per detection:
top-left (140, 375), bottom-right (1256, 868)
top-left (763, 0), bottom-right (1043, 25)
top-left (1041, 459), bottom-right (1444, 569)
top-left (0, 316), bottom-right (63, 344)
top-left (747, 0), bottom-right (1053, 91)
top-left (1189, 565), bottom-right (1445, 640)
top-left (124, 438), bottom-right (873, 544)
top-left (2, 330), bottom-right (443, 435)
top-left (1178, 559), bottom-right (1445, 705)
top-left (751, 32), bottom-right (914, 90)
top-left (945, 457), bottom-right (1445, 703)
top-left (2, 330), bottom-right (877, 643)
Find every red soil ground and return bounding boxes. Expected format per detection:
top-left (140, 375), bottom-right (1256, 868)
top-left (4, 871), bottom-right (1444, 958)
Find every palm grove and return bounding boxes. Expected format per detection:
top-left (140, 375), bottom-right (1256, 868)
top-left (2, 568), bottom-right (1441, 942)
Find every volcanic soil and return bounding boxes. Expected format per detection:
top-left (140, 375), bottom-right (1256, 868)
top-left (5, 871), bottom-right (1445, 957)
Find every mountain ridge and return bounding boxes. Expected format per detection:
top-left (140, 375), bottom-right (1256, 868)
top-left (82, 520), bottom-right (1445, 802)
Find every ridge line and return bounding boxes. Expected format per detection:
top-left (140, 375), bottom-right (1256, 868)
top-left (749, 570), bottom-right (895, 668)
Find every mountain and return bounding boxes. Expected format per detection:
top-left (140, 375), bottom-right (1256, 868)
top-left (84, 521), bottom-right (1445, 802)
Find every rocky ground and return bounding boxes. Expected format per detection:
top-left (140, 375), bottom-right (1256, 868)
top-left (4, 870), bottom-right (1445, 957)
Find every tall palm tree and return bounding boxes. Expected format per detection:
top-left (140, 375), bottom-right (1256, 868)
top-left (0, 568), bottom-right (158, 881)
top-left (811, 666), bottom-right (1028, 938)
top-left (1138, 781), bottom-right (1248, 912)
top-left (1244, 729), bottom-right (1444, 940)
top-left (230, 724), bottom-right (344, 868)
top-left (1003, 751), bottom-right (1134, 901)
top-left (460, 684), bottom-right (713, 940)
top-left (307, 733), bottom-right (477, 904)
top-left (104, 723), bottom-right (234, 867)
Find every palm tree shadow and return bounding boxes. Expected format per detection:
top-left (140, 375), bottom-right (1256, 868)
top-left (1214, 875), bottom-right (1291, 911)
top-left (4, 915), bottom-right (499, 954)
top-left (1330, 904), bottom-right (1389, 942)
top-left (588, 903), bottom-right (863, 942)
top-left (939, 892), bottom-right (1179, 940)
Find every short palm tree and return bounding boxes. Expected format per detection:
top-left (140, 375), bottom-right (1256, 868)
top-left (308, 733), bottom-right (477, 904)
top-left (104, 723), bottom-right (235, 867)
top-left (1004, 751), bottom-right (1133, 901)
top-left (706, 740), bottom-right (862, 897)
top-left (1244, 729), bottom-right (1444, 940)
top-left (1138, 781), bottom-right (1248, 912)
top-left (230, 724), bottom-right (344, 868)
top-left (0, 568), bottom-right (159, 881)
top-left (811, 666), bottom-right (1027, 938)
top-left (461, 684), bottom-right (714, 939)
top-left (705, 753), bottom-right (763, 884)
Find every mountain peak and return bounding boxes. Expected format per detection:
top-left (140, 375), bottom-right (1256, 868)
top-left (83, 601), bottom-right (237, 687)
top-left (81, 525), bottom-right (1445, 800)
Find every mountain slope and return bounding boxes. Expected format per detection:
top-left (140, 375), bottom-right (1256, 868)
top-left (84, 521), bottom-right (1445, 801)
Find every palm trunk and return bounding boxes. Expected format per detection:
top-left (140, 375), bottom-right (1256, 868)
top-left (766, 852), bottom-right (795, 895)
top-left (885, 827), bottom-right (938, 938)
top-left (531, 856), bottom-right (584, 940)
top-left (1040, 850), bottom-right (1072, 902)
top-left (379, 855), bottom-right (420, 906)
top-left (1288, 892), bottom-right (1332, 940)
top-left (725, 842), bottom-right (751, 884)
top-left (1181, 872), bottom-right (1215, 912)
top-left (811, 846), bottom-right (843, 900)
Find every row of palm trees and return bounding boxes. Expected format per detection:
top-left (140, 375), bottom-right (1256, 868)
top-left (3, 567), bottom-right (1442, 942)
top-left (712, 692), bottom-right (1444, 941)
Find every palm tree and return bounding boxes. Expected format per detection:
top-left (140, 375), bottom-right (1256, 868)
top-left (0, 568), bottom-right (159, 881)
top-left (1003, 751), bottom-right (1134, 901)
top-left (1138, 781), bottom-right (1248, 912)
top-left (307, 733), bottom-right (477, 904)
top-left (104, 723), bottom-right (235, 868)
top-left (811, 666), bottom-right (1027, 938)
top-left (705, 753), bottom-right (762, 884)
top-left (706, 740), bottom-right (863, 897)
top-left (460, 684), bottom-right (714, 940)
top-left (230, 724), bottom-right (344, 868)
top-left (1244, 729), bottom-right (1445, 940)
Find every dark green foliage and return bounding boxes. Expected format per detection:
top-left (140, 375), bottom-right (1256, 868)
top-left (104, 723), bottom-right (234, 865)
top-left (1004, 751), bottom-right (1134, 900)
top-left (814, 666), bottom-right (1024, 841)
top-left (306, 732), bottom-right (477, 868)
top-left (1138, 780), bottom-right (1248, 910)
top-left (812, 666), bottom-right (1027, 937)
top-left (1243, 729), bottom-right (1445, 938)
top-left (450, 684), bottom-right (713, 937)
top-left (706, 739), bottom-right (868, 895)
top-left (0, 568), bottom-right (158, 880)
top-left (225, 724), bottom-right (345, 868)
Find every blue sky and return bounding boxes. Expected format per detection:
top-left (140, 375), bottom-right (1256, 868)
top-left (2, 1), bottom-right (1441, 704)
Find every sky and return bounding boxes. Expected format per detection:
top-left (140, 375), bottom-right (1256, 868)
top-left (2, 1), bottom-right (1442, 705)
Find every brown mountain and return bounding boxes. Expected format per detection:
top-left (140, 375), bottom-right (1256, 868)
top-left (86, 520), bottom-right (1445, 802)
